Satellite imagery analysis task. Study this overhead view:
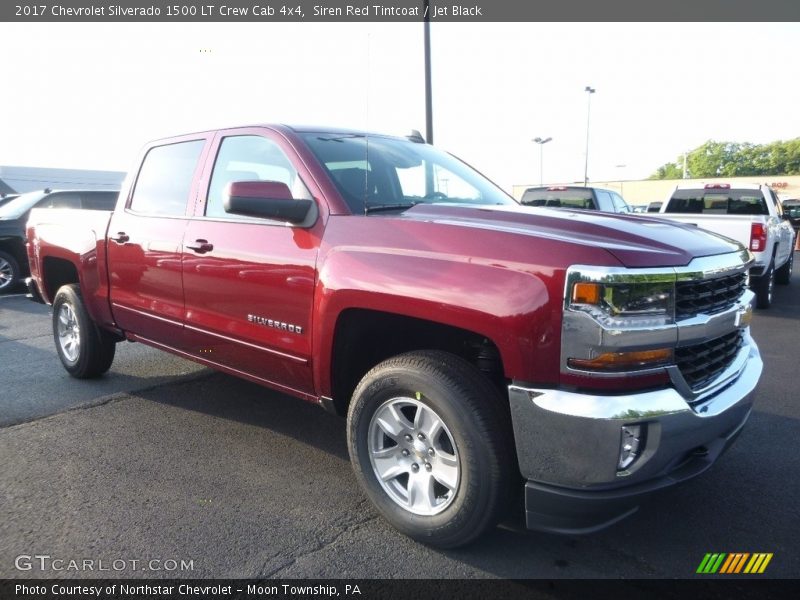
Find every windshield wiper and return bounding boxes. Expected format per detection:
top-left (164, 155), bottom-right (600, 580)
top-left (364, 202), bottom-right (420, 214)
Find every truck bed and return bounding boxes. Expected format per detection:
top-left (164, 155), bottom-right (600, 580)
top-left (651, 212), bottom-right (756, 248)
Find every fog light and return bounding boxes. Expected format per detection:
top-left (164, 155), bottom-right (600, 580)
top-left (618, 425), bottom-right (643, 471)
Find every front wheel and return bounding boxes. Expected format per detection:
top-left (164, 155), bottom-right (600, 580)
top-left (347, 350), bottom-right (513, 548)
top-left (52, 284), bottom-right (117, 378)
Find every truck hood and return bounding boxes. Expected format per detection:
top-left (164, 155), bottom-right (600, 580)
top-left (400, 204), bottom-right (743, 268)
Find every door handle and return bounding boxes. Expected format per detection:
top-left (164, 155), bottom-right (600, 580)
top-left (109, 232), bottom-right (130, 244)
top-left (186, 239), bottom-right (214, 254)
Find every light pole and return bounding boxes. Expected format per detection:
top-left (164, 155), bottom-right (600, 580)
top-left (583, 86), bottom-right (595, 186)
top-left (615, 164), bottom-right (626, 196)
top-left (423, 0), bottom-right (433, 144)
top-left (533, 136), bottom-right (552, 186)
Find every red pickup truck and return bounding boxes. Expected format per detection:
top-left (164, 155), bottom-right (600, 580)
top-left (26, 125), bottom-right (762, 547)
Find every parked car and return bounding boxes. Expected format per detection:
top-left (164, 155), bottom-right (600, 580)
top-left (0, 189), bottom-right (118, 292)
top-left (27, 125), bottom-right (760, 547)
top-left (656, 183), bottom-right (796, 308)
top-left (520, 185), bottom-right (633, 213)
top-left (782, 198), bottom-right (800, 250)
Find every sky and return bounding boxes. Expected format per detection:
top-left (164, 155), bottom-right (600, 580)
top-left (1, 22), bottom-right (798, 192)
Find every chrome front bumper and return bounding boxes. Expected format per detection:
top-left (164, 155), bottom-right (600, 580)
top-left (508, 334), bottom-right (762, 534)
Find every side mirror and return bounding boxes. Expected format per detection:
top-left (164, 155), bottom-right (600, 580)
top-left (224, 180), bottom-right (315, 225)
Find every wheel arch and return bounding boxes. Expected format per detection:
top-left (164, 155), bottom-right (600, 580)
top-left (325, 307), bottom-right (508, 417)
top-left (41, 256), bottom-right (80, 302)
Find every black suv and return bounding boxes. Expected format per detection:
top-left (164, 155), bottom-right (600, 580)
top-left (0, 189), bottom-right (118, 292)
top-left (520, 185), bottom-right (632, 213)
top-left (783, 198), bottom-right (800, 250)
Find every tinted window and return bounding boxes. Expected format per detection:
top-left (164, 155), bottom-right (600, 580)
top-left (520, 188), bottom-right (595, 209)
top-left (783, 201), bottom-right (800, 221)
top-left (81, 192), bottom-right (119, 210)
top-left (206, 135), bottom-right (305, 219)
top-left (130, 140), bottom-right (204, 216)
top-left (666, 189), bottom-right (767, 216)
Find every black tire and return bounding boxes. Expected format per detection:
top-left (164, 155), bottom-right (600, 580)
top-left (754, 263), bottom-right (774, 309)
top-left (347, 350), bottom-right (514, 548)
top-left (52, 284), bottom-right (117, 378)
top-left (0, 250), bottom-right (20, 293)
top-left (775, 251), bottom-right (793, 285)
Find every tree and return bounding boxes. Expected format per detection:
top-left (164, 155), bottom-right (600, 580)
top-left (648, 138), bottom-right (800, 179)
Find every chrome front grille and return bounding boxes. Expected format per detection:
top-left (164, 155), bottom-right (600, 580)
top-left (675, 330), bottom-right (744, 391)
top-left (675, 272), bottom-right (747, 319)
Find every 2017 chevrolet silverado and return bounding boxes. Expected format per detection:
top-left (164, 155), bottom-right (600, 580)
top-left (26, 125), bottom-right (762, 547)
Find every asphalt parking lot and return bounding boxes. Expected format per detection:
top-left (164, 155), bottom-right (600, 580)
top-left (0, 261), bottom-right (798, 579)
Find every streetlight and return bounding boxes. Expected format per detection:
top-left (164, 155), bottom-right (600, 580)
top-left (583, 86), bottom-right (596, 186)
top-left (615, 164), bottom-right (626, 197)
top-left (423, 0), bottom-right (433, 144)
top-left (533, 136), bottom-right (552, 186)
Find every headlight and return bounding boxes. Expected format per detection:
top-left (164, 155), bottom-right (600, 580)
top-left (563, 267), bottom-right (678, 375)
top-left (571, 280), bottom-right (674, 317)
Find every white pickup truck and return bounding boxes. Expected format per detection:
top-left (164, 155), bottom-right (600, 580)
top-left (658, 183), bottom-right (796, 308)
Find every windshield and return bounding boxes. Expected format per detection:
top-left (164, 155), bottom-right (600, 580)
top-left (520, 188), bottom-right (595, 209)
top-left (0, 191), bottom-right (46, 219)
top-left (300, 133), bottom-right (516, 213)
top-left (666, 189), bottom-right (768, 216)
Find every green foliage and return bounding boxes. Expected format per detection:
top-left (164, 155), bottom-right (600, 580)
top-left (649, 138), bottom-right (800, 179)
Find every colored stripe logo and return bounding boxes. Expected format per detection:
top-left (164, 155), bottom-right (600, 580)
top-left (697, 553), bottom-right (773, 574)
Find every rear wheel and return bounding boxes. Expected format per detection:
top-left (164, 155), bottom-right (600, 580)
top-left (754, 263), bottom-right (774, 309)
top-left (0, 251), bottom-right (20, 293)
top-left (52, 284), bottom-right (117, 378)
top-left (347, 350), bottom-right (513, 548)
top-left (775, 251), bottom-right (793, 285)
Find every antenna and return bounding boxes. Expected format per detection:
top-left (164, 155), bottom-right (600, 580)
top-left (363, 136), bottom-right (370, 216)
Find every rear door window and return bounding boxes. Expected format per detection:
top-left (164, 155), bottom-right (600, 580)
top-left (130, 140), bottom-right (205, 216)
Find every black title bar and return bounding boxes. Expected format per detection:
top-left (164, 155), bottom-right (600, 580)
top-left (3, 0), bottom-right (800, 22)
